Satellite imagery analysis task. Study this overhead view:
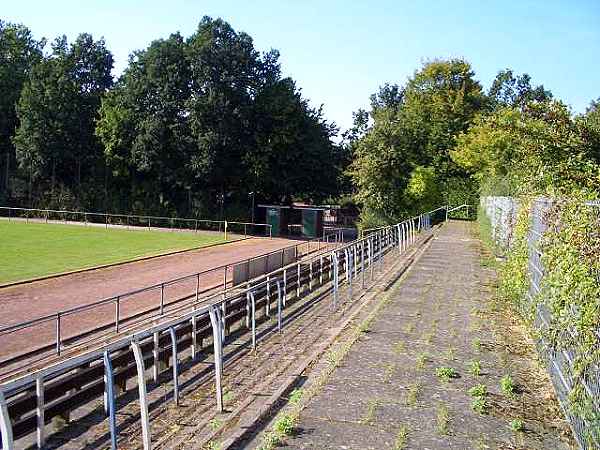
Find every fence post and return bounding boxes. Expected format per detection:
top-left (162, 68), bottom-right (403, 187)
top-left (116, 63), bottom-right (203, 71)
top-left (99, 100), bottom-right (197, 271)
top-left (103, 351), bottom-right (117, 450)
top-left (208, 306), bottom-right (224, 412)
top-left (131, 340), bottom-right (151, 450)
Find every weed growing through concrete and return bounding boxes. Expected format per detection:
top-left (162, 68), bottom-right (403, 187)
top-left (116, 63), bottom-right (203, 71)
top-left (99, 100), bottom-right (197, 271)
top-left (468, 384), bottom-right (489, 415)
top-left (222, 390), bottom-right (233, 405)
top-left (288, 388), bottom-right (303, 405)
top-left (383, 363), bottom-right (396, 383)
top-left (393, 424), bottom-right (409, 449)
top-left (510, 418), bottom-right (524, 432)
top-left (468, 384), bottom-right (487, 397)
top-left (209, 417), bottom-right (223, 431)
top-left (274, 414), bottom-right (297, 436)
top-left (416, 352), bottom-right (430, 370)
top-left (360, 399), bottom-right (381, 425)
top-left (468, 360), bottom-right (482, 376)
top-left (472, 338), bottom-right (482, 351)
top-left (424, 330), bottom-right (435, 344)
top-left (445, 347), bottom-right (456, 361)
top-left (471, 395), bottom-right (488, 414)
top-left (205, 440), bottom-right (222, 450)
top-left (435, 366), bottom-right (458, 381)
top-left (406, 383), bottom-right (422, 406)
top-left (500, 374), bottom-right (516, 397)
top-left (436, 402), bottom-right (450, 435)
top-left (392, 341), bottom-right (406, 354)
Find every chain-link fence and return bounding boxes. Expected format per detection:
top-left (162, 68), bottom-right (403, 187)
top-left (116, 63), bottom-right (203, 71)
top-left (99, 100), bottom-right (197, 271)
top-left (481, 196), bottom-right (600, 450)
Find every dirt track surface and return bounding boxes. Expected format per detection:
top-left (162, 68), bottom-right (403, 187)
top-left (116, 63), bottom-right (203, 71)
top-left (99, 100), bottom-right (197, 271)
top-left (0, 237), bottom-right (297, 363)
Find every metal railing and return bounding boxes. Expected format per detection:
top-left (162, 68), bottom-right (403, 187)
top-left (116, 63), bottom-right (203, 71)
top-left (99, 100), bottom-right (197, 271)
top-left (0, 206), bottom-right (273, 239)
top-left (482, 196), bottom-right (600, 450)
top-left (0, 207), bottom-right (440, 450)
top-left (0, 229), bottom-right (344, 371)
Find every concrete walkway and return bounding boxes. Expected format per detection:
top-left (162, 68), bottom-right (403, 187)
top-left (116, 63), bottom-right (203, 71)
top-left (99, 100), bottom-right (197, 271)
top-left (280, 221), bottom-right (572, 450)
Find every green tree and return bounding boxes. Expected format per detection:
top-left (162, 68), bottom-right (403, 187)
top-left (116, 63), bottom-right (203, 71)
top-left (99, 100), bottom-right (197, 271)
top-left (350, 59), bottom-right (485, 226)
top-left (451, 101), bottom-right (599, 195)
top-left (0, 21), bottom-right (44, 201)
top-left (489, 69), bottom-right (552, 110)
top-left (13, 34), bottom-right (113, 207)
top-left (97, 32), bottom-right (192, 213)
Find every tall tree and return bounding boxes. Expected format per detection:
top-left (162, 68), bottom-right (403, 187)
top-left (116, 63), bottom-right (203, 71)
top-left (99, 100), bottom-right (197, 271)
top-left (13, 34), bottom-right (113, 207)
top-left (350, 59), bottom-right (485, 226)
top-left (0, 21), bottom-right (44, 201)
top-left (489, 69), bottom-right (552, 110)
top-left (97, 33), bottom-right (192, 213)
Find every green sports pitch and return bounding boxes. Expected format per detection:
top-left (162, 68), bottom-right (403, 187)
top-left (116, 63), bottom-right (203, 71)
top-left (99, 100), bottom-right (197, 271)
top-left (0, 220), bottom-right (226, 284)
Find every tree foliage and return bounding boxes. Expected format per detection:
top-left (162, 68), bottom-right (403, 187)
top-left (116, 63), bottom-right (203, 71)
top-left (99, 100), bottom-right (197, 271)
top-left (0, 21), bottom-right (44, 200)
top-left (452, 101), bottom-right (600, 195)
top-left (13, 34), bottom-right (113, 207)
top-left (349, 59), bottom-right (484, 227)
top-left (5, 17), bottom-right (342, 217)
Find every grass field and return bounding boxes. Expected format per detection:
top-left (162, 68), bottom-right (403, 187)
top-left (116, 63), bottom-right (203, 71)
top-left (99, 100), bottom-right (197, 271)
top-left (0, 221), bottom-right (226, 284)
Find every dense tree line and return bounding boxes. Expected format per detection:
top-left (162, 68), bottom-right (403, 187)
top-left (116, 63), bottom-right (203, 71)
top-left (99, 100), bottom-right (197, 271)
top-left (345, 59), bottom-right (599, 228)
top-left (0, 17), bottom-right (343, 218)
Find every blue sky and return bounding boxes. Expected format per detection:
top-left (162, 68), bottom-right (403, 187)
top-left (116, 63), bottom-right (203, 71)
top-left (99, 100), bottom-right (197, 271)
top-left (4, 1), bottom-right (599, 133)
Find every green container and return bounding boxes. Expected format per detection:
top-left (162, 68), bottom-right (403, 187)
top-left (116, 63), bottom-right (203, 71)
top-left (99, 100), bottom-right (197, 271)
top-left (267, 207), bottom-right (281, 237)
top-left (302, 209), bottom-right (318, 238)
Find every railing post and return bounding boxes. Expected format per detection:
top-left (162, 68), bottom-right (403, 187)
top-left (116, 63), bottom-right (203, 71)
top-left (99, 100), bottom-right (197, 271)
top-left (103, 351), bottom-right (117, 450)
top-left (169, 327), bottom-right (179, 405)
top-left (361, 241), bottom-right (366, 289)
top-left (160, 283), bottom-right (165, 315)
top-left (249, 291), bottom-right (256, 350)
top-left (131, 340), bottom-right (151, 450)
top-left (369, 237), bottom-right (374, 280)
top-left (309, 261), bottom-right (313, 291)
top-left (0, 389), bottom-right (14, 450)
top-left (348, 249), bottom-right (353, 301)
top-left (276, 280), bottom-right (283, 333)
top-left (56, 312), bottom-right (61, 355)
top-left (36, 375), bottom-right (45, 449)
top-left (319, 255), bottom-right (324, 285)
top-left (153, 332), bottom-right (160, 382)
top-left (283, 268), bottom-right (287, 306)
top-left (208, 306), bottom-right (224, 412)
top-left (114, 296), bottom-right (120, 333)
top-left (266, 276), bottom-right (271, 317)
top-left (191, 315), bottom-right (198, 359)
top-left (196, 274), bottom-right (200, 303)
top-left (296, 262), bottom-right (301, 298)
top-left (332, 252), bottom-right (339, 309)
